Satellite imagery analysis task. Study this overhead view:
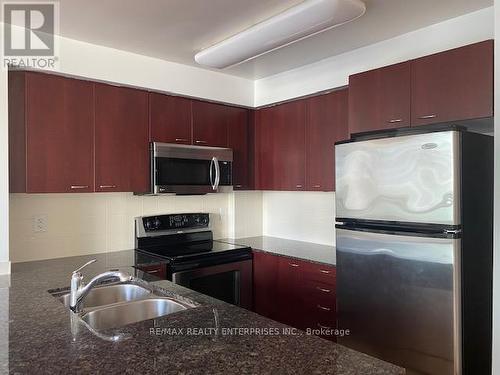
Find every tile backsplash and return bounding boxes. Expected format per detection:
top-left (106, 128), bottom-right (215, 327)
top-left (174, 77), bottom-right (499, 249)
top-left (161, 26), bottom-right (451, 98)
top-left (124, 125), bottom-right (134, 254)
top-left (9, 193), bottom-right (233, 263)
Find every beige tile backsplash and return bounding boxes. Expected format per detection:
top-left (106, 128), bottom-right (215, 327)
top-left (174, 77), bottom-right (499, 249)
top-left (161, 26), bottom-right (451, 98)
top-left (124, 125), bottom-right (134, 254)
top-left (9, 193), bottom-right (234, 263)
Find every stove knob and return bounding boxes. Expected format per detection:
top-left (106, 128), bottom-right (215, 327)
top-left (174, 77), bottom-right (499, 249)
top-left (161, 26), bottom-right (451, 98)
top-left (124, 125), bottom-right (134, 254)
top-left (145, 219), bottom-right (153, 231)
top-left (154, 218), bottom-right (161, 229)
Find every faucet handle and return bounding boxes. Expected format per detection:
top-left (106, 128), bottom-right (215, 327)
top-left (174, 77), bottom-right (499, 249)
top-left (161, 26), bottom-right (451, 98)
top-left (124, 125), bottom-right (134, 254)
top-left (72, 259), bottom-right (97, 274)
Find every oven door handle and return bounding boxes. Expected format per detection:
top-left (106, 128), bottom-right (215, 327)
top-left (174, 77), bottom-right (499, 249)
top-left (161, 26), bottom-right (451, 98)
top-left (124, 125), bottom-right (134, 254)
top-left (210, 157), bottom-right (216, 190)
top-left (214, 157), bottom-right (220, 191)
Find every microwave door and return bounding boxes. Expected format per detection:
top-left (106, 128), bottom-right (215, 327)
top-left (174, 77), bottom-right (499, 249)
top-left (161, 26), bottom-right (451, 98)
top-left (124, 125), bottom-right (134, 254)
top-left (335, 131), bottom-right (460, 225)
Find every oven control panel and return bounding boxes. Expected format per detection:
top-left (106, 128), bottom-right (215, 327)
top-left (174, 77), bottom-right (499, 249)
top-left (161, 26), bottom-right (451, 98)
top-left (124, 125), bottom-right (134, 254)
top-left (142, 213), bottom-right (209, 232)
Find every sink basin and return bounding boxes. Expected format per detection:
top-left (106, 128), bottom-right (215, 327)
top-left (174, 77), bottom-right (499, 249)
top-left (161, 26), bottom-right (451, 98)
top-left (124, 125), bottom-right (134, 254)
top-left (57, 284), bottom-right (152, 309)
top-left (81, 298), bottom-right (189, 330)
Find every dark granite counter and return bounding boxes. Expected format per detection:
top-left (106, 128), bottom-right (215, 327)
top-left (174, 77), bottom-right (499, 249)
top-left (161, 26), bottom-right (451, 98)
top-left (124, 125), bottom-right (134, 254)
top-left (219, 236), bottom-right (336, 266)
top-left (2, 250), bottom-right (403, 374)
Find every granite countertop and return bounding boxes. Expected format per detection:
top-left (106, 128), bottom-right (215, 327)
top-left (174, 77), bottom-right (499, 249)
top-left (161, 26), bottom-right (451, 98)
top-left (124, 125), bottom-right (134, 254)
top-left (1, 250), bottom-right (403, 374)
top-left (219, 236), bottom-right (336, 266)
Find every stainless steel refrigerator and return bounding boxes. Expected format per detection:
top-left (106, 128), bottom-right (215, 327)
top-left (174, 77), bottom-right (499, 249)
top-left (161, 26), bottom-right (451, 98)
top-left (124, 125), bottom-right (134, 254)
top-left (334, 126), bottom-right (493, 375)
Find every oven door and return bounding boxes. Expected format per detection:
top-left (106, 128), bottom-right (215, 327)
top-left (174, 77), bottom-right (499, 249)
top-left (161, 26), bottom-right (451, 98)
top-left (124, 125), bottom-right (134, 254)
top-left (172, 260), bottom-right (253, 309)
top-left (152, 142), bottom-right (233, 194)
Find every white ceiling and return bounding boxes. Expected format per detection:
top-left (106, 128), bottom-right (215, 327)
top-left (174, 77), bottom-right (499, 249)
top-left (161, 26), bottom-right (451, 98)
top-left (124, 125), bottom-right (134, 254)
top-left (58, 0), bottom-right (493, 80)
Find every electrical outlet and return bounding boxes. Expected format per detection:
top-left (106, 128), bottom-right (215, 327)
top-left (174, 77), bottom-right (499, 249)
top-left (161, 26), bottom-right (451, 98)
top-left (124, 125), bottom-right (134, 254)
top-left (33, 215), bottom-right (48, 233)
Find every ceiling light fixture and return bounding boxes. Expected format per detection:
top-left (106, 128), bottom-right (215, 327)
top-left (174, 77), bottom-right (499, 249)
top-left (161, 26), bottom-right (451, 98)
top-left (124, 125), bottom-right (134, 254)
top-left (194, 0), bottom-right (366, 69)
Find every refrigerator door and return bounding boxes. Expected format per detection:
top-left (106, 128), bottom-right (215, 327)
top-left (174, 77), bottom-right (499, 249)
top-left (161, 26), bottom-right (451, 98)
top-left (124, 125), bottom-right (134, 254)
top-left (336, 227), bottom-right (461, 375)
top-left (335, 131), bottom-right (461, 225)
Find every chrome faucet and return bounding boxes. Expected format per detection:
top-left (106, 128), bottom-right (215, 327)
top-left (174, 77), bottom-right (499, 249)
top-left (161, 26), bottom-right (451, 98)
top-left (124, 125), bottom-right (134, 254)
top-left (69, 259), bottom-right (133, 313)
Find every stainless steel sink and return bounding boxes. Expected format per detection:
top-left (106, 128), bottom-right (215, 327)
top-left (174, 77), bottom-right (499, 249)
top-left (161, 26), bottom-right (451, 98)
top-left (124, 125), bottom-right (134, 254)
top-left (57, 284), bottom-right (152, 309)
top-left (81, 298), bottom-right (190, 331)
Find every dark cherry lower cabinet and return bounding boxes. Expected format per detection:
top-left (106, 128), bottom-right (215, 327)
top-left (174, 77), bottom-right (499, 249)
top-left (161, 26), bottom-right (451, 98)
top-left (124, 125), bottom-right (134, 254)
top-left (306, 89), bottom-right (349, 191)
top-left (94, 84), bottom-right (150, 193)
top-left (9, 71), bottom-right (94, 193)
top-left (149, 92), bottom-right (193, 144)
top-left (252, 251), bottom-right (337, 341)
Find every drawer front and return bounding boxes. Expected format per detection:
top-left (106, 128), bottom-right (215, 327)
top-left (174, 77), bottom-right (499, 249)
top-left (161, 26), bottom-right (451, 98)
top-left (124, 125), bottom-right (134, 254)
top-left (304, 281), bottom-right (336, 308)
top-left (304, 262), bottom-right (336, 285)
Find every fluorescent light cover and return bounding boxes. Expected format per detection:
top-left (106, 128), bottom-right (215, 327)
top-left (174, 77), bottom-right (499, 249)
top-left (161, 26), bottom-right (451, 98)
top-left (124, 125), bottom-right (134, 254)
top-left (194, 0), bottom-right (366, 69)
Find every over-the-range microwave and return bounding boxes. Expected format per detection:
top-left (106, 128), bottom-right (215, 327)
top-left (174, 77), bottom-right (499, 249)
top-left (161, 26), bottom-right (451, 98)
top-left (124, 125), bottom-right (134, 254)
top-left (140, 142), bottom-right (233, 195)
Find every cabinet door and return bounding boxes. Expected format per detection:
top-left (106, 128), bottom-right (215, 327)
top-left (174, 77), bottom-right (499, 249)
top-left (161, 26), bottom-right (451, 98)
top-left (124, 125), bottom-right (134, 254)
top-left (411, 40), bottom-right (493, 126)
top-left (306, 89), bottom-right (348, 191)
top-left (276, 257), bottom-right (305, 329)
top-left (227, 107), bottom-right (250, 190)
top-left (95, 84), bottom-right (149, 193)
top-left (348, 62), bottom-right (411, 134)
top-left (192, 101), bottom-right (229, 147)
top-left (25, 72), bottom-right (94, 193)
top-left (255, 100), bottom-right (306, 190)
top-left (252, 251), bottom-right (279, 319)
top-left (150, 93), bottom-right (192, 144)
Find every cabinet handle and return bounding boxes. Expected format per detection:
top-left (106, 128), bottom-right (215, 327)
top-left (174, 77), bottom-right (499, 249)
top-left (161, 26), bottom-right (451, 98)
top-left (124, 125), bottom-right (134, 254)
top-left (388, 119), bottom-right (403, 123)
top-left (319, 269), bottom-right (331, 274)
top-left (313, 184), bottom-right (321, 188)
top-left (317, 304), bottom-right (331, 311)
top-left (70, 185), bottom-right (89, 190)
top-left (147, 269), bottom-right (161, 274)
top-left (289, 263), bottom-right (299, 268)
top-left (317, 323), bottom-right (332, 329)
top-left (175, 138), bottom-right (189, 142)
top-left (235, 184), bottom-right (242, 188)
top-left (316, 286), bottom-right (331, 293)
top-left (296, 184), bottom-right (303, 189)
top-left (419, 114), bottom-right (437, 119)
top-left (99, 185), bottom-right (117, 189)
top-left (195, 140), bottom-right (207, 144)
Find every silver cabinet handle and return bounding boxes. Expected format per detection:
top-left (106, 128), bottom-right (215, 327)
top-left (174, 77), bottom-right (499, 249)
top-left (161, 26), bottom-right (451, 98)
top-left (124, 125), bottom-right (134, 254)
top-left (317, 304), bottom-right (331, 311)
top-left (99, 185), bottom-right (117, 189)
top-left (175, 138), bottom-right (189, 142)
top-left (313, 184), bottom-right (321, 188)
top-left (70, 185), bottom-right (89, 189)
top-left (388, 119), bottom-right (403, 123)
top-left (235, 184), bottom-right (242, 188)
top-left (419, 114), bottom-right (437, 119)
top-left (319, 269), bottom-right (331, 274)
top-left (147, 269), bottom-right (161, 274)
top-left (289, 263), bottom-right (299, 267)
top-left (316, 287), bottom-right (331, 293)
top-left (317, 323), bottom-right (332, 329)
top-left (195, 140), bottom-right (207, 144)
top-left (296, 184), bottom-right (303, 188)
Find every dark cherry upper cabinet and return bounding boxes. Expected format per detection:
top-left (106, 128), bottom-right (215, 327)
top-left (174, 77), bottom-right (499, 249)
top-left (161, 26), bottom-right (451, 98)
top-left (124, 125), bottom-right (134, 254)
top-left (348, 61), bottom-right (411, 135)
top-left (192, 101), bottom-right (229, 147)
top-left (227, 107), bottom-right (250, 190)
top-left (255, 100), bottom-right (306, 191)
top-left (8, 71), bottom-right (94, 193)
top-left (306, 89), bottom-right (349, 191)
top-left (411, 40), bottom-right (493, 126)
top-left (94, 84), bottom-right (149, 193)
top-left (149, 93), bottom-right (192, 144)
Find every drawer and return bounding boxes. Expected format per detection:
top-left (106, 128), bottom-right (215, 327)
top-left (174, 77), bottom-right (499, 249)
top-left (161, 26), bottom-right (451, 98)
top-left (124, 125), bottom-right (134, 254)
top-left (303, 262), bottom-right (336, 285)
top-left (303, 283), bottom-right (336, 308)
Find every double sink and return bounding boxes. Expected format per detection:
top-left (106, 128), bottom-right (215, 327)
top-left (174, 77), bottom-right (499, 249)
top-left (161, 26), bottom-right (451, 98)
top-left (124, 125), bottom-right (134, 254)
top-left (51, 283), bottom-right (194, 331)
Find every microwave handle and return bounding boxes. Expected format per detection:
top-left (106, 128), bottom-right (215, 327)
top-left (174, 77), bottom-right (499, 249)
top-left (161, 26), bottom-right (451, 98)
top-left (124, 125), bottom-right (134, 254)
top-left (210, 157), bottom-right (217, 191)
top-left (214, 157), bottom-right (220, 190)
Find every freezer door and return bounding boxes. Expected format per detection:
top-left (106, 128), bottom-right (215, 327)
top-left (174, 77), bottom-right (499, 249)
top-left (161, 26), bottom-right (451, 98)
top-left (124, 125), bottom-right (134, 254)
top-left (336, 228), bottom-right (461, 375)
top-left (335, 131), bottom-right (461, 225)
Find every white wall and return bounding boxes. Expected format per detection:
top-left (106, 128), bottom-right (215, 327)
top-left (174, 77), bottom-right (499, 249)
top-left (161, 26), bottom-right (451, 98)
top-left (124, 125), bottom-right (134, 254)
top-left (262, 192), bottom-right (335, 246)
top-left (492, 1), bottom-right (499, 374)
top-left (255, 6), bottom-right (494, 106)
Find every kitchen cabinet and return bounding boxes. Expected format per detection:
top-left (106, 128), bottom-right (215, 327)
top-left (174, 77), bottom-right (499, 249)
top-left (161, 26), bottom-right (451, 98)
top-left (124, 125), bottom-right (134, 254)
top-left (149, 93), bottom-right (192, 144)
top-left (255, 100), bottom-right (306, 191)
top-left (192, 101), bottom-right (229, 147)
top-left (348, 61), bottom-right (411, 135)
top-left (306, 89), bottom-right (349, 191)
top-left (252, 250), bottom-right (337, 340)
top-left (8, 71), bottom-right (94, 193)
top-left (227, 107), bottom-right (251, 190)
top-left (94, 83), bottom-right (150, 193)
top-left (411, 40), bottom-right (493, 126)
